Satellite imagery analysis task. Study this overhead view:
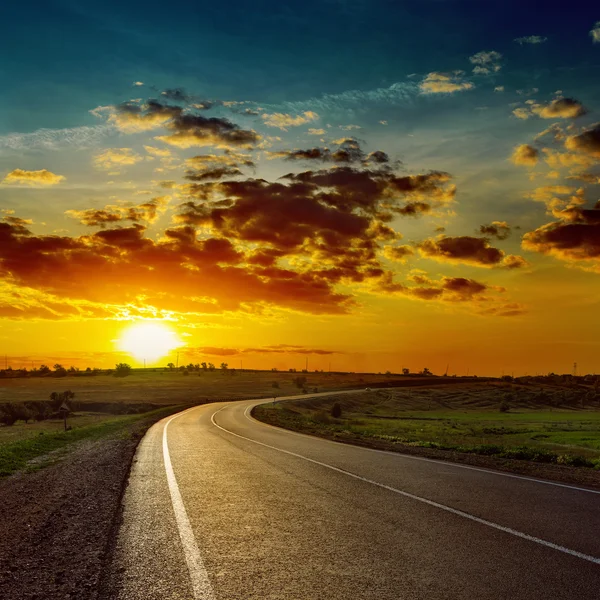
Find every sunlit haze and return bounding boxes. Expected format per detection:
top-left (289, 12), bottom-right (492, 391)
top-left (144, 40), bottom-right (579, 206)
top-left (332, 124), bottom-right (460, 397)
top-left (117, 322), bottom-right (183, 364)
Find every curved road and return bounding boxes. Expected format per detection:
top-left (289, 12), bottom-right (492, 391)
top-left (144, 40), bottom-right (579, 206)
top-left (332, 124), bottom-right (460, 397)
top-left (104, 393), bottom-right (600, 599)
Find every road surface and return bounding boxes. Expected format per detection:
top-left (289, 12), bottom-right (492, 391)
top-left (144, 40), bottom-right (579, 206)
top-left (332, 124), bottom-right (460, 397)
top-left (103, 393), bottom-right (600, 599)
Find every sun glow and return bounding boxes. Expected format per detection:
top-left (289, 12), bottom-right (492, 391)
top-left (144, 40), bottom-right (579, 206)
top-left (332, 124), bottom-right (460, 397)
top-left (117, 322), bottom-right (183, 363)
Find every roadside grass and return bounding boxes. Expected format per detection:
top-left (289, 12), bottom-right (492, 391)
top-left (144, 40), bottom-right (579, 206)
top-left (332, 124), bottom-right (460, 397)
top-left (0, 405), bottom-right (183, 478)
top-left (0, 412), bottom-right (131, 444)
top-left (254, 387), bottom-right (600, 470)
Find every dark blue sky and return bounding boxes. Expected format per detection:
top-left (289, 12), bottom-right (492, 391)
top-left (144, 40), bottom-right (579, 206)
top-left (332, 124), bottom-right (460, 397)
top-left (2, 1), bottom-right (599, 131)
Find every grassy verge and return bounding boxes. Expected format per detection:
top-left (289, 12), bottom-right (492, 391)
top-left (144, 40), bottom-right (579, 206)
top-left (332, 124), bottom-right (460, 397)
top-left (0, 405), bottom-right (184, 478)
top-left (254, 391), bottom-right (600, 471)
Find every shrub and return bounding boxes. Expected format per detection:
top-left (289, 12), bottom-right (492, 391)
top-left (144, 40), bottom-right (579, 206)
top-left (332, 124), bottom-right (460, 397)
top-left (499, 400), bottom-right (510, 413)
top-left (272, 381), bottom-right (279, 388)
top-left (331, 402), bottom-right (342, 418)
top-left (114, 363), bottom-right (132, 377)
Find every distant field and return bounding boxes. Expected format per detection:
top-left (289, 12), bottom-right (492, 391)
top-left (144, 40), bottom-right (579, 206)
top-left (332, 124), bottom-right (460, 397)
top-left (0, 370), bottom-right (467, 406)
top-left (254, 383), bottom-right (600, 468)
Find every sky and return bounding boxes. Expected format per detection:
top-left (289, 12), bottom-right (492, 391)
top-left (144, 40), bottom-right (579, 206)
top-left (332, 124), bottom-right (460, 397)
top-left (1, 1), bottom-right (600, 375)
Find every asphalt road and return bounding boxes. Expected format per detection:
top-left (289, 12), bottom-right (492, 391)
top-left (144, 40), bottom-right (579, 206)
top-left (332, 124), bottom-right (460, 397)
top-left (104, 392), bottom-right (600, 599)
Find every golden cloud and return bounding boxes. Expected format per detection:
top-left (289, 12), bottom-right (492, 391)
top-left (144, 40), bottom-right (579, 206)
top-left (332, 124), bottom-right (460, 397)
top-left (94, 148), bottom-right (143, 170)
top-left (511, 144), bottom-right (539, 166)
top-left (2, 169), bottom-right (65, 186)
top-left (261, 111), bottom-right (319, 131)
top-left (420, 72), bottom-right (474, 94)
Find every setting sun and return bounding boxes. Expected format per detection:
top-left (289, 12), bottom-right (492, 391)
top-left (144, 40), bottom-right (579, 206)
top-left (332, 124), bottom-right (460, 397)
top-left (117, 322), bottom-right (183, 363)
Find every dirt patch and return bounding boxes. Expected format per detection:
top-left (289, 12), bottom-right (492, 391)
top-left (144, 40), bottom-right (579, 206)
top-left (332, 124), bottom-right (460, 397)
top-left (0, 412), bottom-right (171, 600)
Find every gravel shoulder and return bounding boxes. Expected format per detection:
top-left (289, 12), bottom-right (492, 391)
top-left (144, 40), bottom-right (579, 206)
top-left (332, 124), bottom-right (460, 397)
top-left (0, 409), bottom-right (180, 600)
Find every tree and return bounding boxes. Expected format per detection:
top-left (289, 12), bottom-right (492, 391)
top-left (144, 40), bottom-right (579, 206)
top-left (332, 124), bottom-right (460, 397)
top-left (208, 362), bottom-right (215, 371)
top-left (201, 362), bottom-right (207, 371)
top-left (167, 362), bottom-right (175, 371)
top-left (39, 364), bottom-right (51, 375)
top-left (114, 363), bottom-right (132, 377)
top-left (293, 376), bottom-right (307, 389)
top-left (220, 362), bottom-right (228, 370)
top-left (53, 363), bottom-right (67, 377)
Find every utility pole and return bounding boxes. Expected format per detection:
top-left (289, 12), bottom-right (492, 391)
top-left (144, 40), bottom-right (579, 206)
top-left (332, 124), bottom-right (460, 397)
top-left (573, 362), bottom-right (578, 377)
top-left (306, 356), bottom-right (308, 372)
top-left (176, 352), bottom-right (179, 369)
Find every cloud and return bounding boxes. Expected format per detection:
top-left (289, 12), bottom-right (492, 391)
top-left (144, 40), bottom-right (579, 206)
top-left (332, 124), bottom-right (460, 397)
top-left (2, 168), bottom-right (65, 186)
top-left (536, 98), bottom-right (587, 119)
top-left (420, 72), bottom-right (474, 94)
top-left (266, 139), bottom-right (386, 165)
top-left (469, 50), bottom-right (502, 74)
top-left (479, 221), bottom-right (511, 240)
top-left (308, 128), bottom-right (325, 135)
top-left (522, 206), bottom-right (600, 265)
top-left (91, 100), bottom-right (182, 133)
top-left (383, 245), bottom-right (415, 263)
top-left (185, 166), bottom-right (243, 181)
top-left (160, 88), bottom-right (193, 103)
top-left (261, 111), bottom-right (319, 130)
top-left (0, 125), bottom-right (112, 151)
top-left (511, 144), bottom-right (539, 166)
top-left (494, 86), bottom-right (505, 93)
top-left (280, 81), bottom-right (418, 114)
top-left (376, 271), bottom-right (521, 315)
top-left (143, 145), bottom-right (172, 157)
top-left (157, 113), bottom-right (260, 149)
top-left (513, 98), bottom-right (587, 120)
top-left (514, 35), bottom-right (547, 45)
top-left (512, 108), bottom-right (531, 120)
top-left (565, 123), bottom-right (600, 157)
top-left (133, 81), bottom-right (144, 86)
top-left (66, 197), bottom-right (170, 227)
top-left (542, 148), bottom-right (596, 171)
top-left (93, 148), bottom-right (143, 170)
top-left (340, 124), bottom-right (361, 131)
top-left (417, 235), bottom-right (526, 268)
top-left (591, 22), bottom-right (600, 43)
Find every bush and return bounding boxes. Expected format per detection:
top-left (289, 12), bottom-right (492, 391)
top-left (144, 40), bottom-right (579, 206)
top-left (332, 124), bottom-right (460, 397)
top-left (499, 400), bottom-right (510, 413)
top-left (331, 402), bottom-right (342, 418)
top-left (114, 363), bottom-right (132, 377)
top-left (272, 381), bottom-right (279, 388)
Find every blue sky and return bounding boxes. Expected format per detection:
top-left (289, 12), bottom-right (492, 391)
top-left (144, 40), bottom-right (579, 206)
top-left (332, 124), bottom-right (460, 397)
top-left (2, 1), bottom-right (599, 131)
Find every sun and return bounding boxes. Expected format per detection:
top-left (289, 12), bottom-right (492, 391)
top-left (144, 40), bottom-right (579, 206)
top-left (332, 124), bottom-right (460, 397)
top-left (117, 322), bottom-right (183, 363)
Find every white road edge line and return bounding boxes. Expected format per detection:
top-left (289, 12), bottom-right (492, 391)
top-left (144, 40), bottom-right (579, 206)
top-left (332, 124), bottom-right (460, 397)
top-left (244, 401), bottom-right (600, 496)
top-left (163, 410), bottom-right (216, 600)
top-left (211, 404), bottom-right (600, 566)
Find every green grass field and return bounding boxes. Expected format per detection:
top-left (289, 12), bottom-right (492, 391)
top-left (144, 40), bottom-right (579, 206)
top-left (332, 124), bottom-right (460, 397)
top-left (254, 384), bottom-right (600, 469)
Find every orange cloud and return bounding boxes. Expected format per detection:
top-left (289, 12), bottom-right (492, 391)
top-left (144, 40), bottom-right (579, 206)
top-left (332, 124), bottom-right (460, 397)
top-left (94, 148), bottom-right (142, 171)
top-left (2, 168), bottom-right (65, 186)
top-left (511, 144), bottom-right (539, 166)
top-left (261, 111), bottom-right (319, 130)
top-left (420, 72), bottom-right (474, 94)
